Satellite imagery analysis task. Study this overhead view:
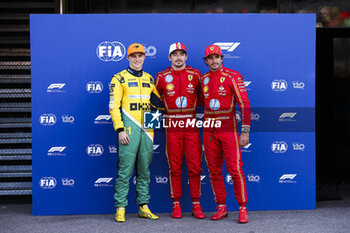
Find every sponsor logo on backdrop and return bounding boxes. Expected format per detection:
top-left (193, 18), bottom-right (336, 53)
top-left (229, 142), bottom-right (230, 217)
top-left (62, 178), bottom-right (75, 187)
top-left (48, 146), bottom-right (66, 156)
top-left (144, 45), bottom-right (157, 57)
top-left (236, 111), bottom-right (260, 122)
top-left (40, 177), bottom-right (57, 189)
top-left (94, 115), bottom-right (112, 124)
top-left (251, 112), bottom-right (260, 121)
top-left (226, 174), bottom-right (233, 185)
top-left (47, 83), bottom-right (66, 93)
top-left (40, 114), bottom-right (57, 126)
top-left (279, 174), bottom-right (297, 183)
top-left (97, 41), bottom-right (126, 62)
top-left (143, 110), bottom-right (162, 129)
top-left (292, 81), bottom-right (305, 90)
top-left (214, 42), bottom-right (241, 58)
top-left (196, 113), bottom-right (204, 119)
top-left (293, 143), bottom-right (305, 151)
top-left (244, 81), bottom-right (252, 90)
top-left (86, 81), bottom-right (103, 93)
top-left (62, 115), bottom-right (75, 124)
top-left (247, 174), bottom-right (260, 183)
top-left (155, 176), bottom-right (168, 184)
top-left (241, 143), bottom-right (252, 153)
top-left (271, 80), bottom-right (288, 91)
top-left (86, 144), bottom-right (104, 156)
top-left (271, 141), bottom-right (288, 153)
top-left (279, 112), bottom-right (297, 122)
top-left (109, 145), bottom-right (117, 154)
top-left (187, 175), bottom-right (206, 185)
top-left (153, 144), bottom-right (160, 154)
top-left (94, 177), bottom-right (113, 187)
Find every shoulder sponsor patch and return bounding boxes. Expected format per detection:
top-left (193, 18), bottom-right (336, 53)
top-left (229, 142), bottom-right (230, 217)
top-left (128, 82), bottom-right (138, 87)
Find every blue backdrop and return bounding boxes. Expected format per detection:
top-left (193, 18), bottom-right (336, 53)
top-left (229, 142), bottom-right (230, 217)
top-left (31, 14), bottom-right (315, 215)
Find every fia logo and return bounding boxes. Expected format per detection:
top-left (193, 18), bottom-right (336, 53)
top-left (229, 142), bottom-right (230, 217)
top-left (96, 41), bottom-right (126, 62)
top-left (40, 177), bottom-right (57, 189)
top-left (86, 81), bottom-right (103, 93)
top-left (271, 80), bottom-right (288, 91)
top-left (40, 114), bottom-right (57, 126)
top-left (226, 174), bottom-right (233, 185)
top-left (143, 110), bottom-right (162, 129)
top-left (271, 141), bottom-right (288, 153)
top-left (86, 144), bottom-right (104, 156)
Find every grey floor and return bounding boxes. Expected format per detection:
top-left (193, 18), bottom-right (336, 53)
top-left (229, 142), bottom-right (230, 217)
top-left (1, 185), bottom-right (350, 233)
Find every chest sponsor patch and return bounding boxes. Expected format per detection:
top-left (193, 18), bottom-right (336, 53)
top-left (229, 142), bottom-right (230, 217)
top-left (142, 83), bottom-right (151, 88)
top-left (128, 82), bottom-right (138, 87)
top-left (166, 83), bottom-right (174, 91)
top-left (165, 75), bottom-right (173, 83)
top-left (203, 86), bottom-right (209, 93)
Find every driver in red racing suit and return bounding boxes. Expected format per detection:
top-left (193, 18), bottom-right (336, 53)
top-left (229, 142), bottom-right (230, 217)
top-left (201, 44), bottom-right (251, 223)
top-left (155, 42), bottom-right (205, 219)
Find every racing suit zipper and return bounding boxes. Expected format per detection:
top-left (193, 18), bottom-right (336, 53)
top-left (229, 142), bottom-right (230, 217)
top-left (210, 72), bottom-right (218, 141)
top-left (139, 74), bottom-right (143, 129)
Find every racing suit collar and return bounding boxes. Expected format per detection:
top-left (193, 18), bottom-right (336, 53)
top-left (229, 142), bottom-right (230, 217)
top-left (209, 66), bottom-right (224, 76)
top-left (126, 66), bottom-right (143, 77)
top-left (170, 66), bottom-right (187, 74)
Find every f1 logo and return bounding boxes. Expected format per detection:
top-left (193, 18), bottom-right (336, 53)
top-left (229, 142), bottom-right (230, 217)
top-left (214, 42), bottom-right (240, 52)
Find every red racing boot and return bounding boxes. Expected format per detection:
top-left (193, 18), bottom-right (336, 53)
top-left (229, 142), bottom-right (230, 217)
top-left (211, 204), bottom-right (228, 220)
top-left (238, 206), bottom-right (248, 223)
top-left (192, 202), bottom-right (206, 219)
top-left (172, 202), bottom-right (182, 218)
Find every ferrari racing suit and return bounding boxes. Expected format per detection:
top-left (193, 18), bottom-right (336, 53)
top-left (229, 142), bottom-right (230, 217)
top-left (156, 66), bottom-right (203, 202)
top-left (201, 66), bottom-right (251, 207)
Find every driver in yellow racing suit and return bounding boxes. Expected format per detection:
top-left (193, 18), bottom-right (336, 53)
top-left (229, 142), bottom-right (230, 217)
top-left (109, 43), bottom-right (163, 222)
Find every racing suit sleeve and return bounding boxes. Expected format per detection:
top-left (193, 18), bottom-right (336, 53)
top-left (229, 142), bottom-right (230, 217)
top-left (231, 73), bottom-right (251, 130)
top-left (150, 76), bottom-right (165, 111)
top-left (109, 74), bottom-right (124, 132)
top-left (155, 73), bottom-right (163, 96)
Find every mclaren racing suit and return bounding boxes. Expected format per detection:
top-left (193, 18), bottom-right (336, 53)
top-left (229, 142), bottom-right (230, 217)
top-left (109, 67), bottom-right (163, 207)
top-left (156, 66), bottom-right (203, 202)
top-left (201, 66), bottom-right (251, 207)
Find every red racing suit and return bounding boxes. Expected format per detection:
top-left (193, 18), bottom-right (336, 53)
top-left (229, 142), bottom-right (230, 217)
top-left (156, 66), bottom-right (203, 202)
top-left (201, 66), bottom-right (251, 207)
